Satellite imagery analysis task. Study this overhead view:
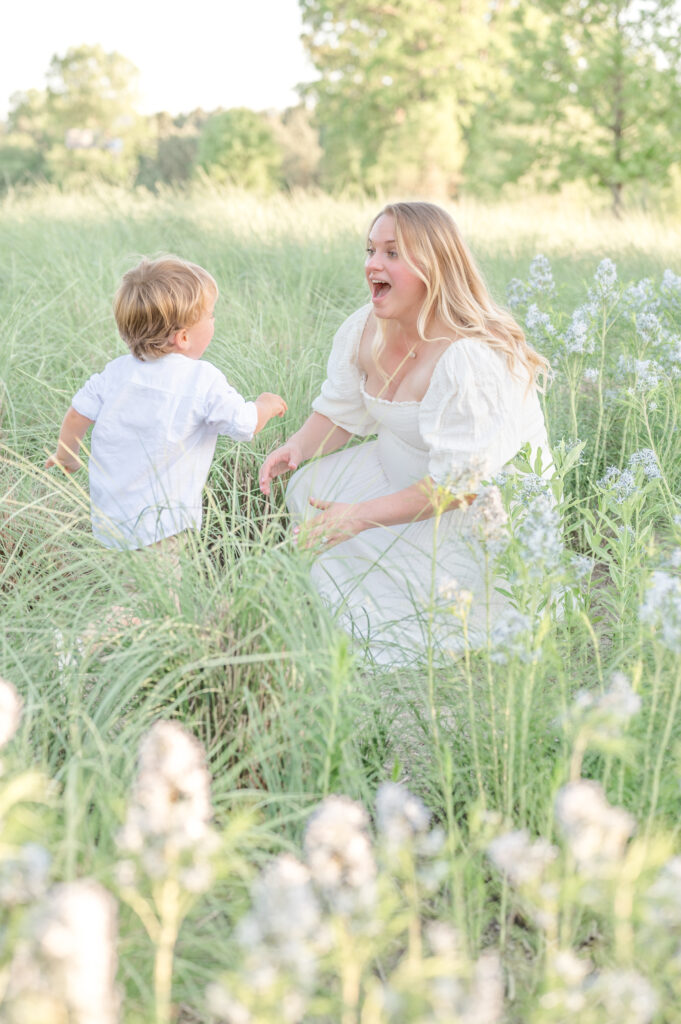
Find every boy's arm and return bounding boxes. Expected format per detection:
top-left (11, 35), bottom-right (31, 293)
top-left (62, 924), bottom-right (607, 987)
top-left (45, 407), bottom-right (94, 472)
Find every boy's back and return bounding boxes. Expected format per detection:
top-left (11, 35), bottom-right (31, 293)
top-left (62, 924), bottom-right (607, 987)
top-left (73, 352), bottom-right (258, 550)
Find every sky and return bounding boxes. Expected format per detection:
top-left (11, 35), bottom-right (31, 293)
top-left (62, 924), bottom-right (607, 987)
top-left (0, 0), bottom-right (317, 120)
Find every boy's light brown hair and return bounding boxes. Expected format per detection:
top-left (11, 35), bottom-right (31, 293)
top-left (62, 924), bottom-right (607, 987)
top-left (114, 255), bottom-right (218, 361)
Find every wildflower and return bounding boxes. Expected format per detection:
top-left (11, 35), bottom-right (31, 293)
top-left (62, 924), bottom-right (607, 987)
top-left (506, 277), bottom-right (530, 309)
top-left (525, 303), bottom-right (556, 343)
top-left (236, 854), bottom-right (322, 992)
top-left (489, 609), bottom-right (536, 664)
top-left (636, 312), bottom-right (662, 345)
top-left (487, 830), bottom-right (558, 887)
top-left (375, 782), bottom-right (430, 851)
top-left (2, 879), bottom-right (119, 1024)
top-left (554, 780), bottom-right (635, 873)
top-left (439, 580), bottom-right (474, 619)
top-left (583, 367), bottom-right (599, 383)
top-left (303, 795), bottom-right (376, 916)
top-left (53, 628), bottom-right (84, 677)
top-left (563, 306), bottom-right (595, 354)
top-left (471, 486), bottom-right (509, 546)
top-left (639, 570), bottom-right (681, 653)
top-left (117, 720), bottom-right (218, 891)
top-left (617, 355), bottom-right (664, 391)
top-left (0, 678), bottom-right (22, 749)
top-left (515, 493), bottom-right (563, 576)
top-left (589, 969), bottom-right (657, 1024)
top-left (516, 472), bottom-right (552, 501)
top-left (628, 448), bottom-right (661, 479)
top-left (528, 254), bottom-right (555, 296)
top-left (206, 985), bottom-right (252, 1024)
top-left (0, 843), bottom-right (51, 907)
top-left (597, 466), bottom-right (638, 503)
top-left (622, 278), bottom-right (660, 316)
top-left (569, 672), bottom-right (641, 744)
top-left (592, 258), bottom-right (618, 299)
top-left (570, 554), bottom-right (595, 581)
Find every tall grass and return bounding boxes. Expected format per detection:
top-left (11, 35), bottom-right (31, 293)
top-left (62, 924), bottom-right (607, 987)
top-left (1, 183), bottom-right (680, 1022)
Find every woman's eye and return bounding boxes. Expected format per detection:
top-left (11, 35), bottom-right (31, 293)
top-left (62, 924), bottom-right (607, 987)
top-left (365, 247), bottom-right (375, 256)
top-left (387, 250), bottom-right (398, 258)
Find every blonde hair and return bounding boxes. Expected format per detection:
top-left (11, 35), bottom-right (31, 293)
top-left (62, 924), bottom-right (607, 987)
top-left (368, 202), bottom-right (549, 389)
top-left (113, 255), bottom-right (218, 361)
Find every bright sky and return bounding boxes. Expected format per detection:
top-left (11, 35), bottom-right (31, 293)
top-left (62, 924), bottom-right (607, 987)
top-left (0, 0), bottom-right (317, 120)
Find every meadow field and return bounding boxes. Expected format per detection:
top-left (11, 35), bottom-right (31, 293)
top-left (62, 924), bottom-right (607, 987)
top-left (1, 183), bottom-right (681, 1023)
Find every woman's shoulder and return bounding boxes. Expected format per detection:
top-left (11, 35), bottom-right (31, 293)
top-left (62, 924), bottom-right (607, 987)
top-left (428, 335), bottom-right (509, 392)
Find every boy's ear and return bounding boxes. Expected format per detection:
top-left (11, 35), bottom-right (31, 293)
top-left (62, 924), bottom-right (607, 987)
top-left (172, 328), bottom-right (189, 352)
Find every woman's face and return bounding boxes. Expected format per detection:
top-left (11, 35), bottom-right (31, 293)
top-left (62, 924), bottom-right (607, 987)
top-left (365, 214), bottom-right (427, 323)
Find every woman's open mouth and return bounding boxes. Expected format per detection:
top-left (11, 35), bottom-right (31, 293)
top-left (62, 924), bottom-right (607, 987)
top-left (371, 279), bottom-right (390, 300)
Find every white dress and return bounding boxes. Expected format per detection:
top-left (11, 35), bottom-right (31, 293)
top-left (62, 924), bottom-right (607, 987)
top-left (286, 305), bottom-right (551, 666)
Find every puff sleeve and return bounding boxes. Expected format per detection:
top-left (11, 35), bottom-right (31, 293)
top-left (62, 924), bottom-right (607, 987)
top-left (420, 338), bottom-right (537, 485)
top-left (311, 305), bottom-right (377, 436)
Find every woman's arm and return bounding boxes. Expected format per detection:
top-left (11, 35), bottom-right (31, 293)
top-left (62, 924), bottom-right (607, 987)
top-left (259, 412), bottom-right (353, 495)
top-left (45, 407), bottom-right (94, 472)
top-left (299, 478), bottom-right (475, 548)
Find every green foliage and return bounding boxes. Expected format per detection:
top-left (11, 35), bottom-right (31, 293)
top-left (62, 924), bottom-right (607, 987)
top-left (197, 108), bottom-right (282, 192)
top-left (495, 0), bottom-right (681, 213)
top-left (299, 0), bottom-right (494, 195)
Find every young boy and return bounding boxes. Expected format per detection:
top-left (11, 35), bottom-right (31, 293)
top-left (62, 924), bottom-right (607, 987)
top-left (46, 255), bottom-right (286, 552)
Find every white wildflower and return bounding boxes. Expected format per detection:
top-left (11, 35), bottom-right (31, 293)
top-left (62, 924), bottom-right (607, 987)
top-left (375, 782), bottom-right (430, 851)
top-left (0, 678), bottom-right (22, 749)
top-left (570, 554), bottom-right (595, 581)
top-left (236, 854), bottom-right (322, 990)
top-left (554, 780), bottom-right (635, 873)
top-left (2, 879), bottom-right (119, 1024)
top-left (206, 984), bottom-right (252, 1024)
top-left (597, 466), bottom-right (638, 503)
top-left (563, 306), bottom-right (595, 354)
top-left (529, 254), bottom-right (556, 296)
top-left (525, 303), bottom-right (556, 342)
top-left (490, 609), bottom-right (536, 664)
top-left (590, 969), bottom-right (657, 1024)
top-left (487, 830), bottom-right (558, 887)
top-left (471, 485), bottom-right (509, 546)
top-left (515, 493), bottom-right (563, 576)
top-left (636, 311), bottom-right (662, 344)
top-left (645, 856), bottom-right (681, 929)
top-left (628, 447), bottom-right (661, 479)
top-left (592, 258), bottom-right (618, 298)
top-left (617, 355), bottom-right (664, 391)
top-left (639, 570), bottom-right (681, 653)
top-left (432, 452), bottom-right (489, 499)
top-left (0, 843), bottom-right (51, 906)
top-left (583, 367), bottom-right (599, 383)
top-left (621, 278), bottom-right (660, 316)
top-left (304, 795), bottom-right (376, 916)
top-left (117, 720), bottom-right (217, 891)
top-left (506, 278), bottom-right (530, 309)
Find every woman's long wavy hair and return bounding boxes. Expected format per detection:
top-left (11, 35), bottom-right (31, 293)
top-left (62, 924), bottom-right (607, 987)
top-left (369, 201), bottom-right (549, 390)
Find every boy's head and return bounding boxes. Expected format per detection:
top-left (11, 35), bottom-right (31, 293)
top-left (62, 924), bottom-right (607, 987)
top-left (114, 256), bottom-right (218, 361)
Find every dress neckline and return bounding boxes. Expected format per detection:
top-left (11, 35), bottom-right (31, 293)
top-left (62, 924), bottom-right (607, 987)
top-left (360, 373), bottom-right (420, 407)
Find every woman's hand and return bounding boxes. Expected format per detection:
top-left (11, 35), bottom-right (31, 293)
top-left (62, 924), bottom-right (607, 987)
top-left (259, 439), bottom-right (304, 495)
top-left (294, 497), bottom-right (367, 549)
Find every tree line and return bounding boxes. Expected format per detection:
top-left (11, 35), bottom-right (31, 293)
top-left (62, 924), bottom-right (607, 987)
top-left (2, 0), bottom-right (680, 213)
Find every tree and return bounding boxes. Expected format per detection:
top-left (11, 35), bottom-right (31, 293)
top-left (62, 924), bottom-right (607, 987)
top-left (505, 0), bottom-right (681, 214)
top-left (6, 45), bottom-right (143, 188)
top-left (298, 0), bottom-right (495, 195)
top-left (197, 109), bottom-right (282, 191)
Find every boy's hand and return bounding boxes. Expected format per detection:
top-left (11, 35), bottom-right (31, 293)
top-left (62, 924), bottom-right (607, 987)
top-left (254, 392), bottom-right (287, 434)
top-left (45, 451), bottom-right (82, 473)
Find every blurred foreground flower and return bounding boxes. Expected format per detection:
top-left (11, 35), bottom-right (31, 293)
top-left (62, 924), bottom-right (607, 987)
top-left (639, 570), bottom-right (681, 653)
top-left (1, 879), bottom-right (119, 1024)
top-left (554, 780), bottom-right (635, 875)
top-left (117, 719), bottom-right (218, 891)
top-left (304, 795), bottom-right (376, 917)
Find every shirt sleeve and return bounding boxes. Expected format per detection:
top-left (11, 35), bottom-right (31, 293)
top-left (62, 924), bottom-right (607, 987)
top-left (419, 338), bottom-right (530, 485)
top-left (203, 374), bottom-right (258, 441)
top-left (311, 305), bottom-right (377, 436)
top-left (72, 370), bottom-right (106, 420)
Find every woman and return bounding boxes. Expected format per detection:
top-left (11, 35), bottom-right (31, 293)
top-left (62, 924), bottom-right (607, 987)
top-left (260, 202), bottom-right (551, 666)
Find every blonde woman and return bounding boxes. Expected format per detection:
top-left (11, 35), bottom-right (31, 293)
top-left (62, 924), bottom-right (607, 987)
top-left (260, 202), bottom-right (551, 665)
